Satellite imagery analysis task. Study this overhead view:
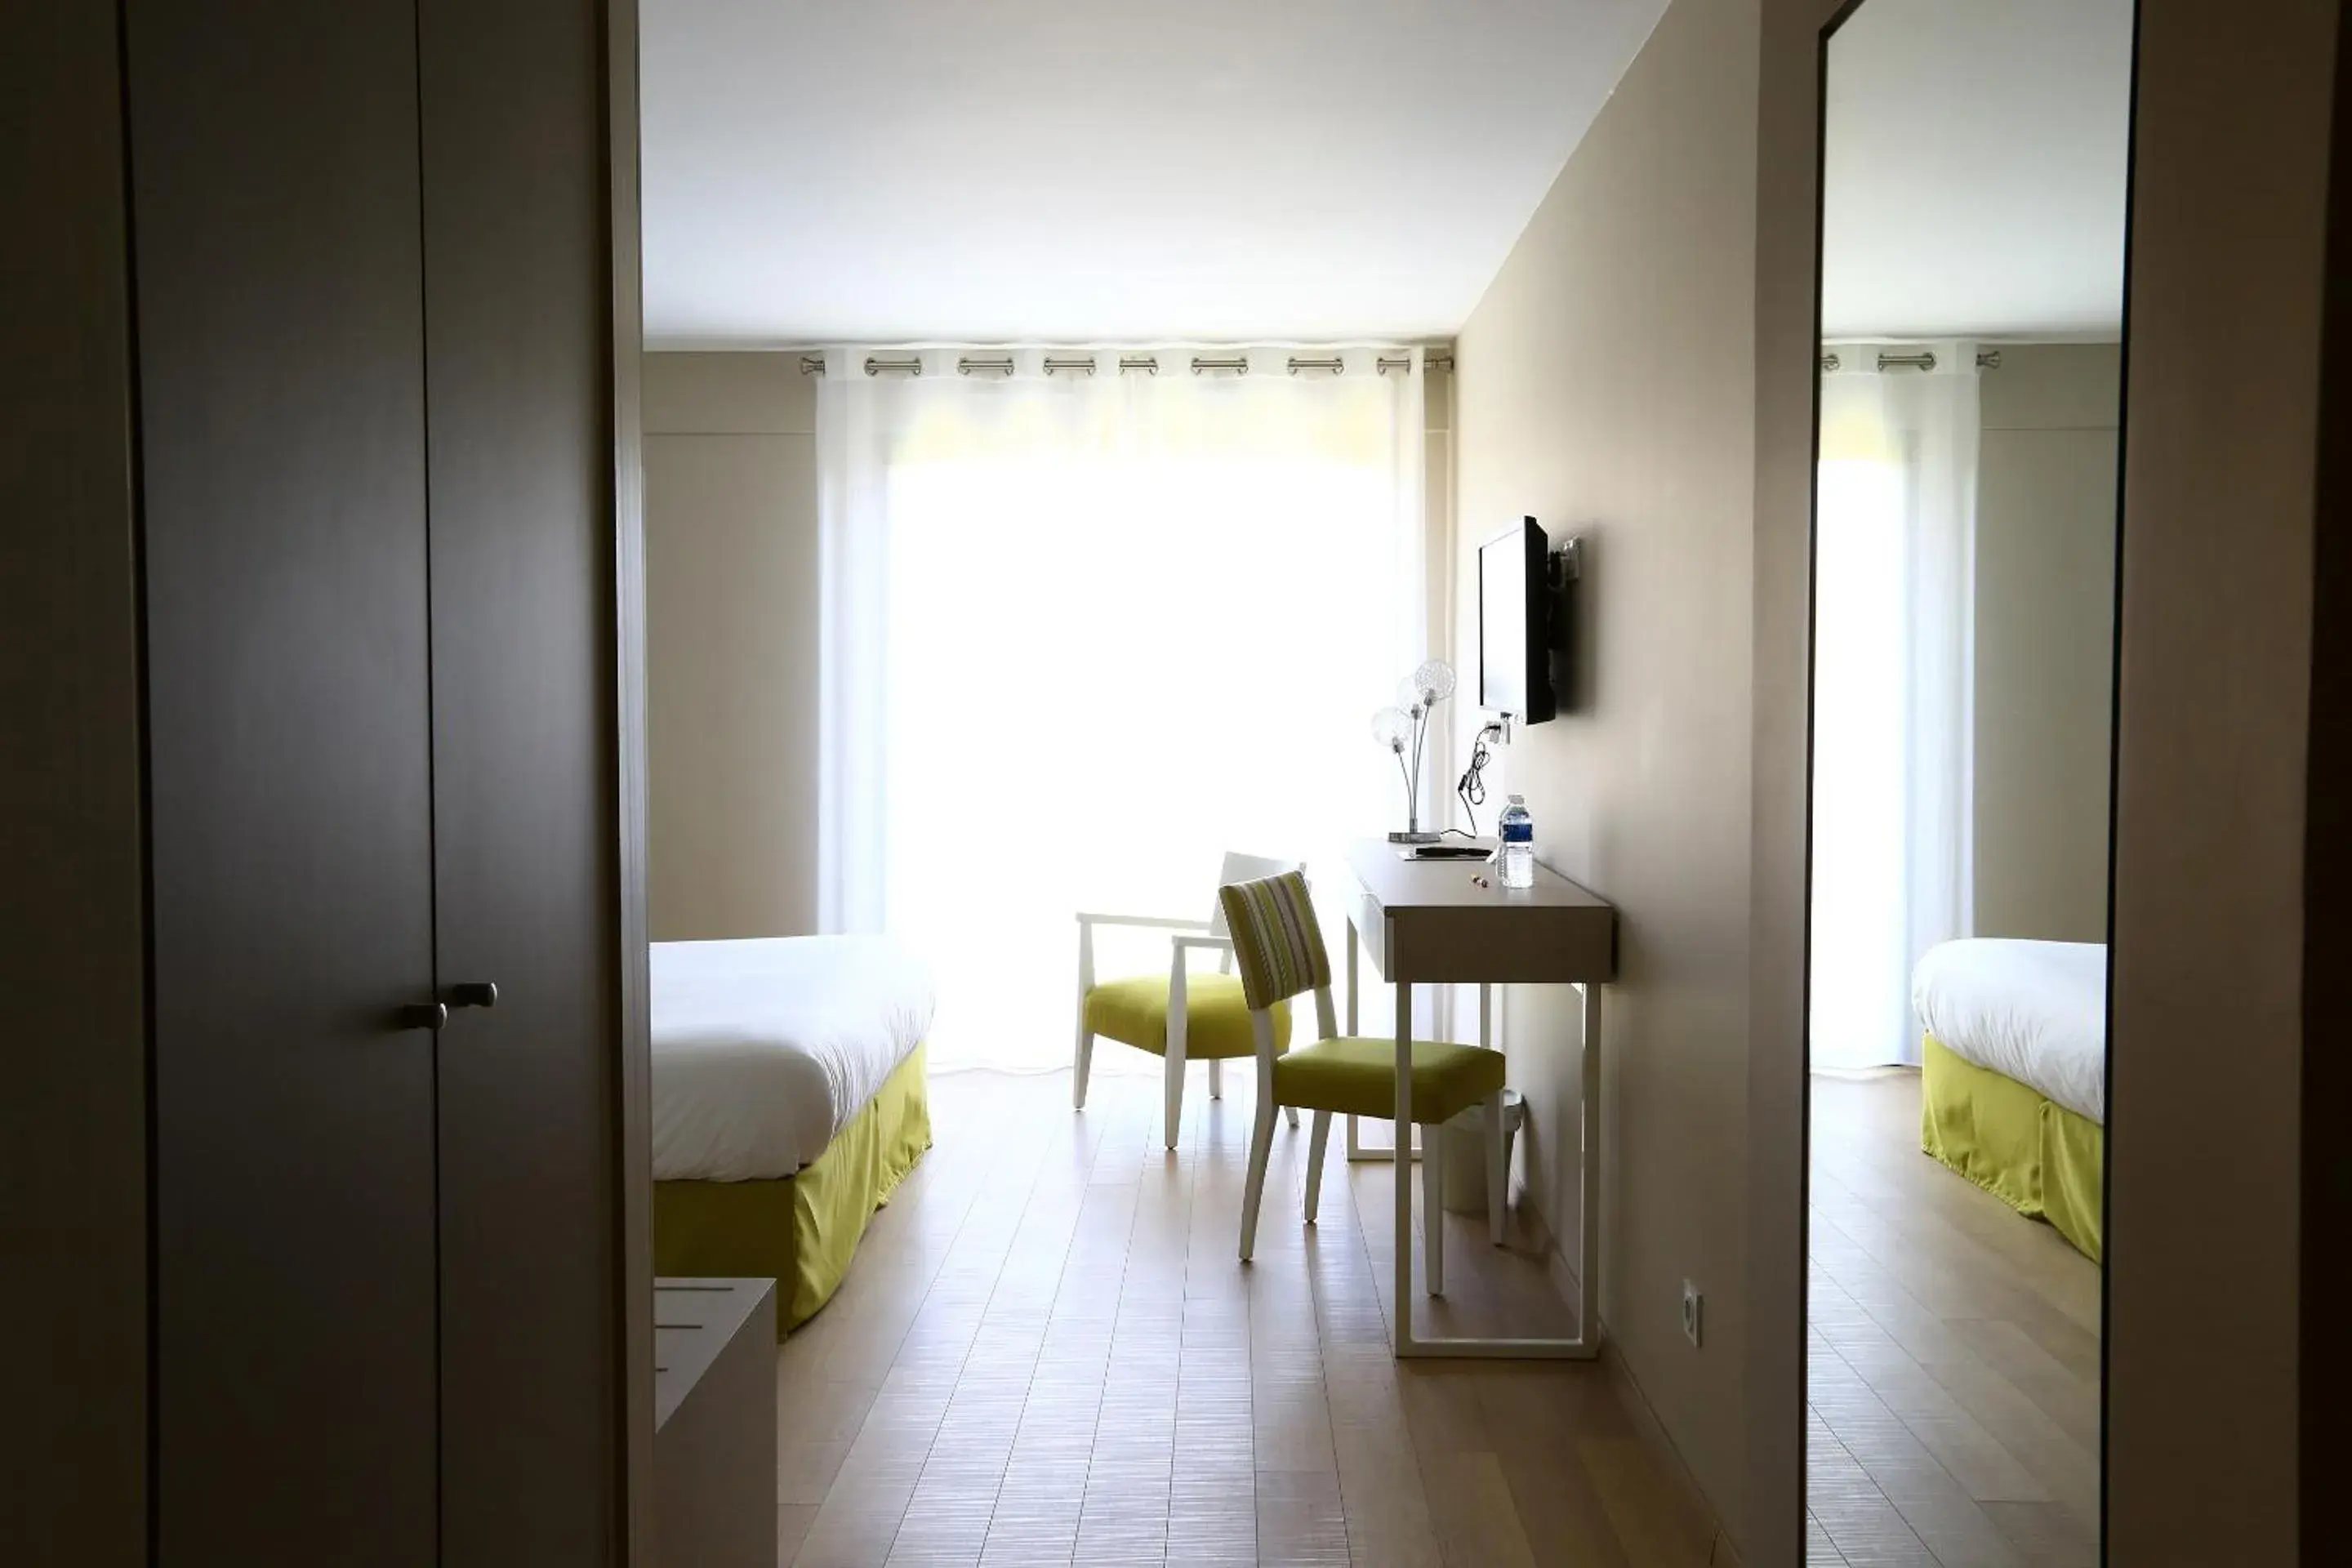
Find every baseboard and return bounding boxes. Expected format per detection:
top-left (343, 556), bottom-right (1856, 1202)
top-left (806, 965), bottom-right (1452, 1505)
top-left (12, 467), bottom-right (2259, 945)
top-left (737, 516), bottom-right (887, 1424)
top-left (1508, 1179), bottom-right (1583, 1305)
top-left (1548, 1236), bottom-right (1580, 1310)
top-left (1596, 1337), bottom-right (1744, 1567)
top-left (1521, 1196), bottom-right (1743, 1567)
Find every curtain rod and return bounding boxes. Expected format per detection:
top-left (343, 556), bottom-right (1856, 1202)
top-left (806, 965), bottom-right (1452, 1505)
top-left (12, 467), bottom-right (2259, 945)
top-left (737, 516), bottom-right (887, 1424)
top-left (1819, 350), bottom-right (2004, 374)
top-left (798, 351), bottom-right (1454, 377)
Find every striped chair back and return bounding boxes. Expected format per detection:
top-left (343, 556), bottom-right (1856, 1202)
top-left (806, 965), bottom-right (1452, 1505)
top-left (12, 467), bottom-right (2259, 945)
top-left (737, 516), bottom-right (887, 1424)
top-left (1217, 871), bottom-right (1332, 1011)
top-left (1206, 851), bottom-right (1298, 939)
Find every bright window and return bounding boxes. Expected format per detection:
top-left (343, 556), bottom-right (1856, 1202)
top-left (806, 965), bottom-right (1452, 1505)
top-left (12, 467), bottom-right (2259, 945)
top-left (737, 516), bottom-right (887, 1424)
top-left (818, 350), bottom-right (1432, 1071)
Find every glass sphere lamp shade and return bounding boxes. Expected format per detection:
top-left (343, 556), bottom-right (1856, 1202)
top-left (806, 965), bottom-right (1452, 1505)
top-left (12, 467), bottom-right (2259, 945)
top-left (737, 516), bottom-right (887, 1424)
top-left (1372, 662), bottom-right (1454, 844)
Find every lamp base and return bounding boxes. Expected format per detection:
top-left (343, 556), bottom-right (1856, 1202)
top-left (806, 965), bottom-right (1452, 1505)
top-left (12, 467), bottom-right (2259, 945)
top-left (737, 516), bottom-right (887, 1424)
top-left (1386, 830), bottom-right (1443, 845)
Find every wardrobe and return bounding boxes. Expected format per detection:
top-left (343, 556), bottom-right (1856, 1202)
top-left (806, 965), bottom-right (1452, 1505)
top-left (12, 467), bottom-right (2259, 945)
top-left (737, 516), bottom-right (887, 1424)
top-left (118, 0), bottom-right (632, 1561)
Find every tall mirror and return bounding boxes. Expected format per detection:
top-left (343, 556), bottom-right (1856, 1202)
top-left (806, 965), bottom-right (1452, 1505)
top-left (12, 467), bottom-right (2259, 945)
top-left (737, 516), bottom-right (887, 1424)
top-left (1807, 1), bottom-right (2132, 1562)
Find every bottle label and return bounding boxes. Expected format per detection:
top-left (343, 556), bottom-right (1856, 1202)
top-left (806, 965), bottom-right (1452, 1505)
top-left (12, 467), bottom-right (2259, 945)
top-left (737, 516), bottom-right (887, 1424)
top-left (1502, 822), bottom-right (1533, 843)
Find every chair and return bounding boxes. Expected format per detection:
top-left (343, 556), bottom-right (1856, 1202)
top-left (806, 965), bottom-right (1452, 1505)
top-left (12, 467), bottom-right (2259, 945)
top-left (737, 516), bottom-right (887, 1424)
top-left (1219, 870), bottom-right (1508, 1294)
top-left (1074, 851), bottom-right (1302, 1150)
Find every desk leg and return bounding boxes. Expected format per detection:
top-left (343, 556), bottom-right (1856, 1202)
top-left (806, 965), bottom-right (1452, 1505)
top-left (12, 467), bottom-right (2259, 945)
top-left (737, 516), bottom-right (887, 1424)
top-left (1394, 980), bottom-right (1418, 1355)
top-left (1346, 919), bottom-right (1360, 1160)
top-left (1346, 916), bottom-right (1358, 1035)
top-left (1579, 980), bottom-right (1601, 1345)
top-left (1346, 919), bottom-right (1392, 1162)
top-left (1388, 978), bottom-right (1603, 1361)
top-left (1346, 920), bottom-right (1423, 1165)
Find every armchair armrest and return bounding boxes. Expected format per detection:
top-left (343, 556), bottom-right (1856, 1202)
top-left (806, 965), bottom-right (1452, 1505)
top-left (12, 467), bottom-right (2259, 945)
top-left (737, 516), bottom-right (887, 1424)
top-left (1075, 911), bottom-right (1210, 931)
top-left (1170, 936), bottom-right (1236, 997)
top-left (1077, 911), bottom-right (1209, 996)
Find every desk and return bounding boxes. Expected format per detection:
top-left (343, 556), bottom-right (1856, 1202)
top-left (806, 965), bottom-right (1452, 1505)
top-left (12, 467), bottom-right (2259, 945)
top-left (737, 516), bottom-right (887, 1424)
top-left (1342, 839), bottom-right (1616, 1358)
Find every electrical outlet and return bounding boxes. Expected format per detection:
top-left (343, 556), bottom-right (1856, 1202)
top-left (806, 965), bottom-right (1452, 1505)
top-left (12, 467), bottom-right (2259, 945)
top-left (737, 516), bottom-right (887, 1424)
top-left (1681, 1281), bottom-right (1704, 1348)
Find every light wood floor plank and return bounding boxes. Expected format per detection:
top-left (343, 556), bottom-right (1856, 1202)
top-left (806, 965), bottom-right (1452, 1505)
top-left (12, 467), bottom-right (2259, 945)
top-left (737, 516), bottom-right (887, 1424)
top-left (1808, 1072), bottom-right (2100, 1568)
top-left (772, 1067), bottom-right (1716, 1566)
top-left (1580, 1437), bottom-right (1716, 1568)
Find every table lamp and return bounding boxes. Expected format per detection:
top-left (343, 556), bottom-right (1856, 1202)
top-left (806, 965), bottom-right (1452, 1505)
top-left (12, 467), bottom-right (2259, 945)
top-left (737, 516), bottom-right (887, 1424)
top-left (1372, 658), bottom-right (1454, 844)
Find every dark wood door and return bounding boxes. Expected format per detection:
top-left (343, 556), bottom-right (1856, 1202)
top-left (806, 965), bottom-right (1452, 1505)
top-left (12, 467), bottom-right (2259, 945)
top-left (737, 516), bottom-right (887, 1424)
top-left (126, 1), bottom-right (440, 1562)
top-left (419, 0), bottom-right (623, 1560)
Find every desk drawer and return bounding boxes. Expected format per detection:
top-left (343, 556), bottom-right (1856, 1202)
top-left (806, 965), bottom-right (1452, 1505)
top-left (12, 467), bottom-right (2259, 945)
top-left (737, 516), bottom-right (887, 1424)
top-left (1385, 903), bottom-right (1615, 984)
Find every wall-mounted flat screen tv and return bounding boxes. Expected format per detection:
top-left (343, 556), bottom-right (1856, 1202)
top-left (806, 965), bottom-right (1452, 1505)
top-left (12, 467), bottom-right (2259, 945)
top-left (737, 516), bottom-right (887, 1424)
top-left (1478, 517), bottom-right (1557, 724)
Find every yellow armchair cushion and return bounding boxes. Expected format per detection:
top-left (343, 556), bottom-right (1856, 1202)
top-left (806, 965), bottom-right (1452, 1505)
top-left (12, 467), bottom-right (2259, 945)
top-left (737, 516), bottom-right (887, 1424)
top-left (1272, 1036), bottom-right (1505, 1124)
top-left (1083, 973), bottom-right (1290, 1060)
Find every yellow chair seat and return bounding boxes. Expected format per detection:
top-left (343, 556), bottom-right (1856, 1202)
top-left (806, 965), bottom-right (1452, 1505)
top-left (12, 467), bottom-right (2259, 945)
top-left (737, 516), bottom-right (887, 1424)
top-left (1272, 1036), bottom-right (1505, 1123)
top-left (1083, 973), bottom-right (1291, 1061)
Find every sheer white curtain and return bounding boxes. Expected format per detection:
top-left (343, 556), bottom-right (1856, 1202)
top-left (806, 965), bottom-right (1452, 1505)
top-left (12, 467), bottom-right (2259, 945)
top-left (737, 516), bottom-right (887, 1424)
top-left (1810, 345), bottom-right (1979, 1070)
top-left (817, 346), bottom-right (1432, 1071)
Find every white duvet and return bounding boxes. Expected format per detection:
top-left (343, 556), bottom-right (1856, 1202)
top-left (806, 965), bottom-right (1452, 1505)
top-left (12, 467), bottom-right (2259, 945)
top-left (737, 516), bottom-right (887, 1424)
top-left (1911, 938), bottom-right (2106, 1124)
top-left (651, 936), bottom-right (936, 1183)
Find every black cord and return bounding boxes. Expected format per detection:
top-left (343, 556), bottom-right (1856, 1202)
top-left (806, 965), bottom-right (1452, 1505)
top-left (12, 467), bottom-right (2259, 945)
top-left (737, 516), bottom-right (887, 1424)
top-left (1456, 726), bottom-right (1499, 833)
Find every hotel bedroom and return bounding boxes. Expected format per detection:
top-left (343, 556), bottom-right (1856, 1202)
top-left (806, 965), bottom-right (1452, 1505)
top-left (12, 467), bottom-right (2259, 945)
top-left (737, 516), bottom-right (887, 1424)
top-left (630, 4), bottom-right (1672, 1562)
top-left (636, 345), bottom-right (1475, 1334)
top-left (631, 0), bottom-right (2128, 1562)
top-left (24, 0), bottom-right (2334, 1563)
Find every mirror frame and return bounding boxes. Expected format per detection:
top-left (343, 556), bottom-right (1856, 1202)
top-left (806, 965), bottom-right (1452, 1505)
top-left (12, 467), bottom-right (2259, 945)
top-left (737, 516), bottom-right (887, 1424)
top-left (1797, 2), bottom-right (2139, 1559)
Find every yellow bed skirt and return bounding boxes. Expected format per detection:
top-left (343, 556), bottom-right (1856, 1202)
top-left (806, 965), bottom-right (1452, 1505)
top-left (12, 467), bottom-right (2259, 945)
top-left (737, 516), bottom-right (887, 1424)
top-left (1920, 1033), bottom-right (2102, 1262)
top-left (653, 1044), bottom-right (933, 1334)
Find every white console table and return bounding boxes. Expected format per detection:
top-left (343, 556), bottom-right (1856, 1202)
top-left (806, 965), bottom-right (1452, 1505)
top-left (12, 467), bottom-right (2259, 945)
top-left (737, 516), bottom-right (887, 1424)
top-left (1342, 839), bottom-right (1617, 1359)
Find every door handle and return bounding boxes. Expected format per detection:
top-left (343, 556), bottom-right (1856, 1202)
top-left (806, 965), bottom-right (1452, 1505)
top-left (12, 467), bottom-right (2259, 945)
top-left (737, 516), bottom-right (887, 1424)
top-left (448, 982), bottom-right (499, 1009)
top-left (399, 1002), bottom-right (449, 1031)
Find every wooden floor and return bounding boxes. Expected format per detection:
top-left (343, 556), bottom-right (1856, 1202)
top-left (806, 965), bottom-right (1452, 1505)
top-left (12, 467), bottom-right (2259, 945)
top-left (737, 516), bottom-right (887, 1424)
top-left (1806, 1071), bottom-right (2101, 1568)
top-left (777, 1067), bottom-right (1719, 1566)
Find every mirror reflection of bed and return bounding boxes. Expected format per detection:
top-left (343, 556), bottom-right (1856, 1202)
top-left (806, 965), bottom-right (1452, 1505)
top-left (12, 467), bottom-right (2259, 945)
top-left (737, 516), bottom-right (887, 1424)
top-left (1806, 1), bottom-right (2131, 1563)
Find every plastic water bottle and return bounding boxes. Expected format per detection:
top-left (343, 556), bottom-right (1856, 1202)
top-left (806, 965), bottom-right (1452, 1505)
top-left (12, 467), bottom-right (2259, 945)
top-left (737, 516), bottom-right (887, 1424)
top-left (1497, 795), bottom-right (1535, 889)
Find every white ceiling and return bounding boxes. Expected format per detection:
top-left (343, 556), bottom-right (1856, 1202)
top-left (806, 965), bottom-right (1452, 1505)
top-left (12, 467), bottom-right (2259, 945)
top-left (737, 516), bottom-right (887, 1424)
top-left (1821, 0), bottom-right (2134, 340)
top-left (640, 0), bottom-right (1668, 346)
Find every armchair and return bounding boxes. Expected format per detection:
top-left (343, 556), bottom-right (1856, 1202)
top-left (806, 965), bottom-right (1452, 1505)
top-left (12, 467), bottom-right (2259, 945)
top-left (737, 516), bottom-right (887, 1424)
top-left (1074, 851), bottom-right (1300, 1149)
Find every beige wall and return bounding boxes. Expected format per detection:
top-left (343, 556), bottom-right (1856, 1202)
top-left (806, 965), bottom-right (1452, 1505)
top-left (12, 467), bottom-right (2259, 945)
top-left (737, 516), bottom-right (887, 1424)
top-left (1424, 363), bottom-right (1456, 668)
top-left (643, 353), bottom-right (822, 941)
top-left (1451, 0), bottom-right (1757, 1544)
top-left (1751, 11), bottom-right (1834, 1560)
top-left (2101, 0), bottom-right (2323, 1558)
top-left (1972, 344), bottom-right (2121, 942)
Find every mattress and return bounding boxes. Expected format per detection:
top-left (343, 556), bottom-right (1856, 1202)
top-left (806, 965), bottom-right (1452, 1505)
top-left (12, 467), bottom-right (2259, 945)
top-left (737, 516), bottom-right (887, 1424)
top-left (652, 936), bottom-right (936, 1182)
top-left (1910, 938), bottom-right (2106, 1124)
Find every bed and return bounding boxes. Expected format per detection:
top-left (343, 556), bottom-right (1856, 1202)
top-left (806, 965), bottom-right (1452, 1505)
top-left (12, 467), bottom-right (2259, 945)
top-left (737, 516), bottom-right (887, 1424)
top-left (651, 936), bottom-right (936, 1332)
top-left (1910, 938), bottom-right (2105, 1261)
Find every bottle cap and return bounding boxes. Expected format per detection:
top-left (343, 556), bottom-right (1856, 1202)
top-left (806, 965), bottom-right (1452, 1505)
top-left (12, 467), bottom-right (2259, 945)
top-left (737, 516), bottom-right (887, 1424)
top-left (1508, 794), bottom-right (1525, 804)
